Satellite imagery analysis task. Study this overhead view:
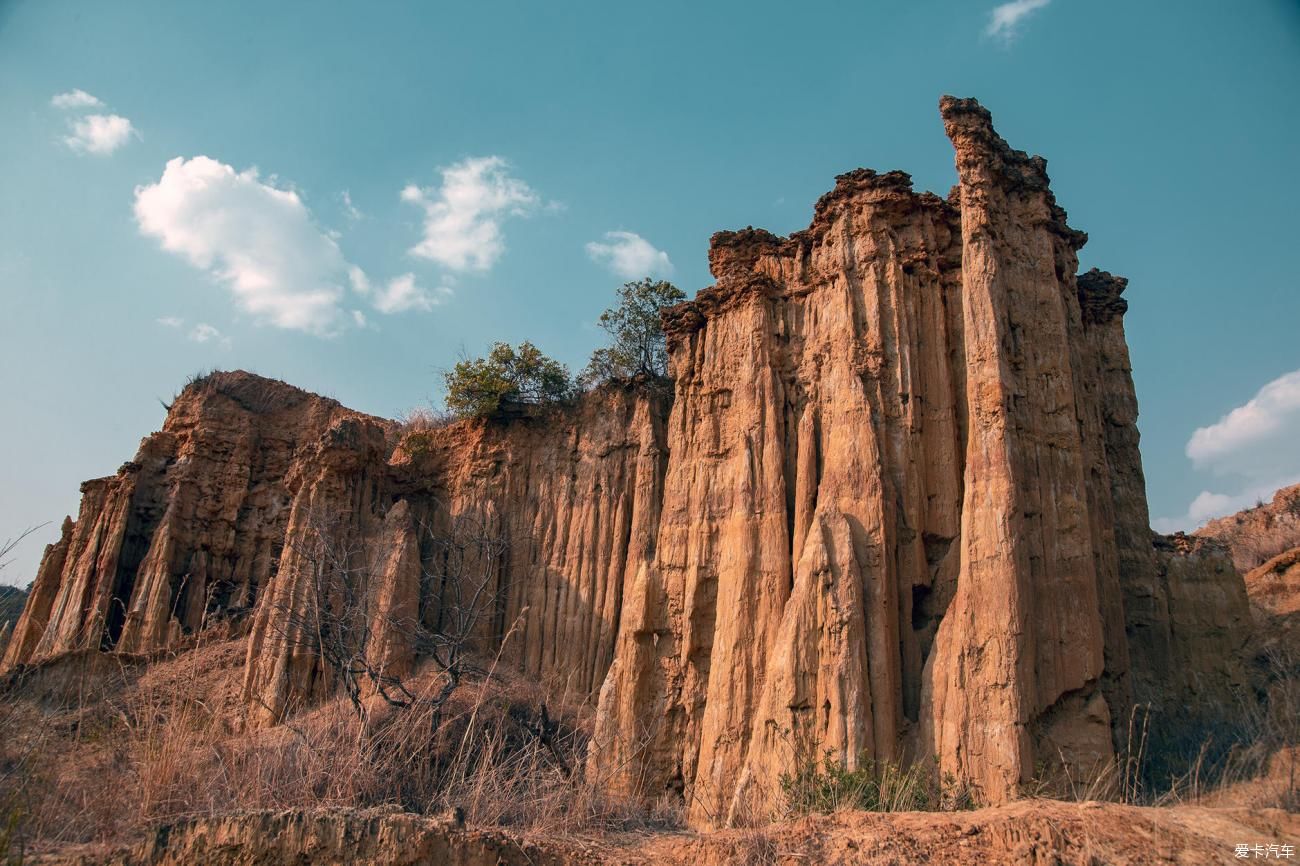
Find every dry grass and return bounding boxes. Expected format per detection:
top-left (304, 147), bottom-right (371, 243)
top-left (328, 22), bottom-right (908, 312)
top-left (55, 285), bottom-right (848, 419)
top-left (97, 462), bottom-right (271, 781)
top-left (1153, 646), bottom-right (1300, 809)
top-left (397, 407), bottom-right (457, 432)
top-left (392, 407), bottom-right (459, 458)
top-left (1018, 644), bottom-right (1300, 810)
top-left (2, 633), bottom-right (1295, 860)
top-left (0, 634), bottom-right (678, 859)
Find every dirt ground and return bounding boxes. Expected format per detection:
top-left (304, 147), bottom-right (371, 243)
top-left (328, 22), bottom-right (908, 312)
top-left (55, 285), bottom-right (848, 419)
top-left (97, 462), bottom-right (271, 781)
top-left (20, 799), bottom-right (1297, 865)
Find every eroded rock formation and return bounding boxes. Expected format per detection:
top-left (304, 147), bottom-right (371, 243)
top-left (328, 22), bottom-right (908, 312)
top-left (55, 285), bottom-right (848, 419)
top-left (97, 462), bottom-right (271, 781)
top-left (2, 97), bottom-right (1256, 827)
top-left (2, 372), bottom-right (384, 671)
top-left (1199, 482), bottom-right (1300, 573)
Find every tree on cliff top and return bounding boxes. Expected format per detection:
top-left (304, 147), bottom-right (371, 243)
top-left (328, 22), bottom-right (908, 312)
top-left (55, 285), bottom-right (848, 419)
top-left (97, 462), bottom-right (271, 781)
top-left (580, 278), bottom-right (685, 387)
top-left (444, 341), bottom-right (574, 419)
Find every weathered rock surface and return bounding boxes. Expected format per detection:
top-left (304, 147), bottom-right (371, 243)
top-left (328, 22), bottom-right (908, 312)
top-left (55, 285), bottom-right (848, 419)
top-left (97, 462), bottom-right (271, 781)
top-left (2, 373), bottom-right (385, 671)
top-left (1246, 545), bottom-right (1300, 620)
top-left (3, 97), bottom-right (1257, 828)
top-left (588, 96), bottom-right (1249, 822)
top-left (242, 385), bottom-right (667, 723)
top-left (1199, 482), bottom-right (1300, 574)
top-left (1149, 533), bottom-right (1252, 704)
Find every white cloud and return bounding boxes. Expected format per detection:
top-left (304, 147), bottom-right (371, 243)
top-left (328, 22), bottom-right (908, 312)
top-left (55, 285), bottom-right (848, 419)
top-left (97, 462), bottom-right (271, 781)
top-left (188, 323), bottom-right (232, 348)
top-left (1153, 476), bottom-right (1300, 534)
top-left (51, 89), bottom-right (104, 109)
top-left (64, 114), bottom-right (136, 155)
top-left (585, 231), bottom-right (674, 279)
top-left (374, 274), bottom-right (451, 314)
top-left (350, 267), bottom-right (450, 314)
top-left (985, 0), bottom-right (1050, 43)
top-left (1187, 370), bottom-right (1300, 473)
top-left (1153, 368), bottom-right (1300, 532)
top-left (155, 316), bottom-right (232, 347)
top-left (341, 190), bottom-right (363, 221)
top-left (402, 156), bottom-right (539, 271)
top-left (135, 156), bottom-right (369, 336)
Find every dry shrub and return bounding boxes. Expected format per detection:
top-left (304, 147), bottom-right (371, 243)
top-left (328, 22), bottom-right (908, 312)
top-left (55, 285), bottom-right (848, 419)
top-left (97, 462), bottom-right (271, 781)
top-left (397, 407), bottom-right (456, 432)
top-left (1154, 645), bottom-right (1300, 809)
top-left (724, 827), bottom-right (779, 866)
top-left (0, 633), bottom-right (679, 859)
top-left (1021, 645), bottom-right (1300, 809)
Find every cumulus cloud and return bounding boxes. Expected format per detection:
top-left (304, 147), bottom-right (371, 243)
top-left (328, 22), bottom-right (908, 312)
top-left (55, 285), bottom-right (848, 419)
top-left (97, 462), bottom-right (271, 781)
top-left (349, 267), bottom-right (450, 314)
top-left (1187, 370), bottom-right (1300, 474)
top-left (135, 156), bottom-right (436, 334)
top-left (135, 156), bottom-right (358, 335)
top-left (1153, 368), bottom-right (1300, 531)
top-left (401, 156), bottom-right (539, 271)
top-left (51, 89), bottom-right (104, 109)
top-left (585, 231), bottom-right (674, 279)
top-left (155, 316), bottom-right (232, 348)
top-left (64, 114), bottom-right (136, 155)
top-left (985, 0), bottom-right (1050, 43)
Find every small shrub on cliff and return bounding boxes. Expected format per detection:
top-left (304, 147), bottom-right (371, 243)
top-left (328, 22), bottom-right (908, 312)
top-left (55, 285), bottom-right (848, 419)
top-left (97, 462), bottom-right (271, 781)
top-left (580, 278), bottom-right (685, 387)
top-left (443, 341), bottom-right (575, 419)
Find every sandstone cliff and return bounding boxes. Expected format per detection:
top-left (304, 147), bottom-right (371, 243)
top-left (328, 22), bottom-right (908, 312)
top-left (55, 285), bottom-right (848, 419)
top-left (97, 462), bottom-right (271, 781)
top-left (1196, 483), bottom-right (1300, 663)
top-left (2, 97), bottom-right (1256, 828)
top-left (2, 372), bottom-right (386, 671)
top-left (1199, 482), bottom-right (1300, 573)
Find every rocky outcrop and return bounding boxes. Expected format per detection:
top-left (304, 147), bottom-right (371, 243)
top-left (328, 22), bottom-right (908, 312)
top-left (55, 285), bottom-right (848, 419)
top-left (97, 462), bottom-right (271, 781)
top-left (3, 97), bottom-right (1256, 828)
top-left (1247, 545), bottom-right (1300, 619)
top-left (1150, 534), bottom-right (1252, 701)
top-left (1199, 482), bottom-right (1300, 573)
top-left (2, 373), bottom-right (383, 671)
top-left (1194, 483), bottom-right (1300, 658)
top-left (239, 382), bottom-right (669, 723)
top-left (592, 168), bottom-right (968, 824)
top-left (586, 96), bottom-right (1213, 822)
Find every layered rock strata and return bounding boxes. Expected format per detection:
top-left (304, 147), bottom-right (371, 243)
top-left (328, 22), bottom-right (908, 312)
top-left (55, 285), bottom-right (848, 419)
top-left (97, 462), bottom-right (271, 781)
top-left (2, 97), bottom-right (1255, 827)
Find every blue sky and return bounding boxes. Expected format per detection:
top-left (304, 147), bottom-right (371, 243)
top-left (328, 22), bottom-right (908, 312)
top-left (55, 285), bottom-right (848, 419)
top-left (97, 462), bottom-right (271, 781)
top-left (2, 0), bottom-right (1299, 584)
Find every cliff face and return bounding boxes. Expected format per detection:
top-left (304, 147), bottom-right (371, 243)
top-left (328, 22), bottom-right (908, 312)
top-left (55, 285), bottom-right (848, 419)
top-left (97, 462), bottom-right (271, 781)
top-left (587, 97), bottom-right (1190, 821)
top-left (2, 372), bottom-right (382, 670)
top-left (2, 97), bottom-right (1255, 827)
top-left (242, 386), bottom-right (668, 724)
top-left (590, 169), bottom-right (968, 823)
top-left (1197, 483), bottom-right (1300, 657)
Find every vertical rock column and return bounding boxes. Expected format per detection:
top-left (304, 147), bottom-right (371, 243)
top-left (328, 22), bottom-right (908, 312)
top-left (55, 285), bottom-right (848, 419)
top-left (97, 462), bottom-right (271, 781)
top-left (923, 96), bottom-right (1112, 801)
top-left (242, 417), bottom-right (389, 725)
top-left (1078, 268), bottom-right (1174, 699)
top-left (1, 518), bottom-right (73, 669)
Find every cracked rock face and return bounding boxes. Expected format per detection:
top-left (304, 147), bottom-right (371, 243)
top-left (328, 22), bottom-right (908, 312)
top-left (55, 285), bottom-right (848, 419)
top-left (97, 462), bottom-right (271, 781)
top-left (2, 98), bottom-right (1254, 828)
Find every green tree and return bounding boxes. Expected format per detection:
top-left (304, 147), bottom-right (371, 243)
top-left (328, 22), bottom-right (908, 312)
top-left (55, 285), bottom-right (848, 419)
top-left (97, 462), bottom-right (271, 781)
top-left (581, 278), bottom-right (686, 386)
top-left (444, 341), bottom-right (574, 418)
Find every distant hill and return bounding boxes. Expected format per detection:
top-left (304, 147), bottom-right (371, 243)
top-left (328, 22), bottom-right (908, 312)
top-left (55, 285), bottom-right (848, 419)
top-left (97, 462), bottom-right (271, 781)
top-left (1197, 482), bottom-right (1300, 573)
